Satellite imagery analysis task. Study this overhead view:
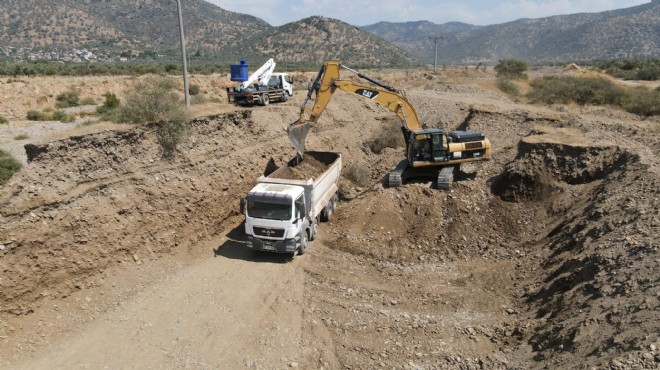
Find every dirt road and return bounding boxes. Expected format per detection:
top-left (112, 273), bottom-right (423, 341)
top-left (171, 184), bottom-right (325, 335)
top-left (5, 222), bottom-right (306, 369)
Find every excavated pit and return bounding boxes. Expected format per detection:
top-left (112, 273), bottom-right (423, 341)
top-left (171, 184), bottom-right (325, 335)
top-left (0, 91), bottom-right (657, 369)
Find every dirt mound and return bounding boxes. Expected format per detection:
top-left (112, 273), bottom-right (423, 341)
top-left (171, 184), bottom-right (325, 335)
top-left (270, 152), bottom-right (334, 181)
top-left (493, 126), bottom-right (633, 202)
top-left (487, 124), bottom-right (659, 368)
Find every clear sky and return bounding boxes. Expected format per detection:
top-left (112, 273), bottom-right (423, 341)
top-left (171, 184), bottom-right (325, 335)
top-left (205, 0), bottom-right (651, 27)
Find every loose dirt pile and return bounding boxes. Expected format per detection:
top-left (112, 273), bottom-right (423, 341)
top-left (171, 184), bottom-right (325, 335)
top-left (270, 152), bottom-right (334, 181)
top-left (0, 71), bottom-right (658, 369)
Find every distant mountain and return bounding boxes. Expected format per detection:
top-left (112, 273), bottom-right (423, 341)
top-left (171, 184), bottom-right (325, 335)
top-left (362, 1), bottom-right (660, 64)
top-left (362, 21), bottom-right (482, 42)
top-left (0, 0), bottom-right (420, 67)
top-left (235, 16), bottom-right (420, 67)
top-left (1, 0), bottom-right (656, 67)
top-left (0, 0), bottom-right (269, 55)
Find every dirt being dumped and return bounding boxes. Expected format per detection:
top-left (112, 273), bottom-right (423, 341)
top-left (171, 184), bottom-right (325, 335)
top-left (270, 152), bottom-right (335, 181)
top-left (0, 72), bottom-right (658, 369)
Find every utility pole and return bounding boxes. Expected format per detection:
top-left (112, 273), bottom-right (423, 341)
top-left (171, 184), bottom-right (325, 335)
top-left (429, 36), bottom-right (443, 71)
top-left (175, 0), bottom-right (190, 107)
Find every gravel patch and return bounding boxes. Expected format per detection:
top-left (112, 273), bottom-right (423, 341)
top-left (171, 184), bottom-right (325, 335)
top-left (0, 120), bottom-right (79, 164)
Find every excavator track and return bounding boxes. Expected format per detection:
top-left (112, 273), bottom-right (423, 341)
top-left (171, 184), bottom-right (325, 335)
top-left (387, 160), bottom-right (409, 188)
top-left (436, 166), bottom-right (455, 190)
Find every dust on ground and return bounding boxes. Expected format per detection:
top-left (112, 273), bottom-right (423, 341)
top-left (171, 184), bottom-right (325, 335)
top-left (0, 68), bottom-right (658, 369)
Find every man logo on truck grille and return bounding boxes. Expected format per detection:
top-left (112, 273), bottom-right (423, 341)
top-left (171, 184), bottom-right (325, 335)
top-left (263, 229), bottom-right (276, 236)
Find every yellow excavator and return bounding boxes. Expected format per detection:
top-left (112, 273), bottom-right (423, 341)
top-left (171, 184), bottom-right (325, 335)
top-left (287, 61), bottom-right (491, 189)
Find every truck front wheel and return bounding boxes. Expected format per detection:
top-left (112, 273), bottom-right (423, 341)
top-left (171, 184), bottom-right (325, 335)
top-left (299, 231), bottom-right (308, 255)
top-left (309, 217), bottom-right (318, 241)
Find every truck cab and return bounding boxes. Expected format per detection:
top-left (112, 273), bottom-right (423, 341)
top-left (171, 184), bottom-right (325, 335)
top-left (268, 73), bottom-right (294, 96)
top-left (244, 183), bottom-right (309, 254)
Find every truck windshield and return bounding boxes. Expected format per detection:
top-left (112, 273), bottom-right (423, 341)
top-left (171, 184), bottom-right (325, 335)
top-left (247, 200), bottom-right (292, 220)
top-left (267, 76), bottom-right (280, 88)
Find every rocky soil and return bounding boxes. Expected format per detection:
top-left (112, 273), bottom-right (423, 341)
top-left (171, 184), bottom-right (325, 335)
top-left (0, 69), bottom-right (658, 369)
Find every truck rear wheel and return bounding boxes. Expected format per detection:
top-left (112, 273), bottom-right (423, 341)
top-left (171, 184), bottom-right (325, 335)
top-left (321, 195), bottom-right (336, 222)
top-left (261, 94), bottom-right (270, 106)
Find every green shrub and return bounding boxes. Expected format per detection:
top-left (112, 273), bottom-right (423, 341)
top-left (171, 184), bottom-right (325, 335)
top-left (497, 77), bottom-right (519, 96)
top-left (118, 76), bottom-right (186, 125)
top-left (0, 115), bottom-right (7, 124)
top-left (495, 59), bottom-right (528, 79)
top-left (0, 149), bottom-right (22, 185)
top-left (597, 58), bottom-right (660, 81)
top-left (79, 97), bottom-right (96, 105)
top-left (624, 87), bottom-right (660, 117)
top-left (528, 76), bottom-right (627, 106)
top-left (26, 110), bottom-right (47, 121)
top-left (55, 87), bottom-right (80, 108)
top-left (118, 76), bottom-right (188, 157)
top-left (188, 84), bottom-right (200, 96)
top-left (52, 110), bottom-right (75, 122)
top-left (158, 121), bottom-right (187, 159)
top-left (13, 134), bottom-right (29, 140)
top-left (97, 92), bottom-right (120, 114)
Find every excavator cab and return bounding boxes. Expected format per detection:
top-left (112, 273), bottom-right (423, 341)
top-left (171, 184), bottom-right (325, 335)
top-left (409, 129), bottom-right (448, 164)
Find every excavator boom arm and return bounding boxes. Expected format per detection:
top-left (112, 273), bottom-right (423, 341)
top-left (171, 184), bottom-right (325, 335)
top-left (289, 61), bottom-right (423, 156)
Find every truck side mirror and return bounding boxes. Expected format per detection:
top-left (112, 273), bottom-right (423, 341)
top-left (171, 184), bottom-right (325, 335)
top-left (239, 198), bottom-right (246, 214)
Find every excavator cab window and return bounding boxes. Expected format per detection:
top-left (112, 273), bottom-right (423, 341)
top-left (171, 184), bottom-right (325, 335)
top-left (413, 135), bottom-right (432, 161)
top-left (430, 133), bottom-right (447, 162)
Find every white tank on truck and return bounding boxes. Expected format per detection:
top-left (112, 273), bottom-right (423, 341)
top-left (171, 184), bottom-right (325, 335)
top-left (242, 151), bottom-right (341, 256)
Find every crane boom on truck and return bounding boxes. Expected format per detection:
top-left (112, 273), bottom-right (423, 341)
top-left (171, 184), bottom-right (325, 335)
top-left (287, 60), bottom-right (492, 189)
top-left (227, 58), bottom-right (293, 106)
top-left (238, 58), bottom-right (276, 91)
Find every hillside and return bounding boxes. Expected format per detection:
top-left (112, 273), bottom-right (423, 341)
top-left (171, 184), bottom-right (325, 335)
top-left (361, 21), bottom-right (481, 60)
top-left (237, 16), bottom-right (421, 67)
top-left (0, 0), bottom-right (418, 67)
top-left (363, 1), bottom-right (660, 64)
top-left (0, 0), bottom-right (268, 54)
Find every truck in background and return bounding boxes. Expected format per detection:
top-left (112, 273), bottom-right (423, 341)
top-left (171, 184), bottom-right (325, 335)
top-left (227, 59), bottom-right (293, 106)
top-left (242, 151), bottom-right (341, 256)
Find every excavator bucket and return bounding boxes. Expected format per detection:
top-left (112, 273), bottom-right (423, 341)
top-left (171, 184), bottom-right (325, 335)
top-left (287, 119), bottom-right (310, 158)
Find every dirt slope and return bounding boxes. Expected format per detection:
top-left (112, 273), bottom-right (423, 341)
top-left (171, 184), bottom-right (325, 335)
top-left (0, 70), bottom-right (658, 369)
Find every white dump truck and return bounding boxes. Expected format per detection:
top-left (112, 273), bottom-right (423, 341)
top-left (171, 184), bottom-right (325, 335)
top-left (242, 151), bottom-right (341, 256)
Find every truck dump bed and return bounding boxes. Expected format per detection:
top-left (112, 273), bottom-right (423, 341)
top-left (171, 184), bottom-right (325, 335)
top-left (267, 152), bottom-right (338, 181)
top-left (258, 151), bottom-right (341, 219)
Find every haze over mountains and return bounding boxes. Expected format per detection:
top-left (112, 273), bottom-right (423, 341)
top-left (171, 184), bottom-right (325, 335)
top-left (0, 0), bottom-right (657, 66)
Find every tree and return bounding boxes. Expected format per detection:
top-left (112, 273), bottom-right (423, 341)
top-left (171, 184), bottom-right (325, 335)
top-left (495, 59), bottom-right (528, 79)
